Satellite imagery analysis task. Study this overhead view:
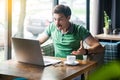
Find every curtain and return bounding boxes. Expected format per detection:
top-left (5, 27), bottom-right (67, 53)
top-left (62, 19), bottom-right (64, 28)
top-left (90, 0), bottom-right (104, 36)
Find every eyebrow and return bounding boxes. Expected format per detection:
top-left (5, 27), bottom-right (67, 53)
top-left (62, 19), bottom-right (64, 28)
top-left (53, 16), bottom-right (65, 20)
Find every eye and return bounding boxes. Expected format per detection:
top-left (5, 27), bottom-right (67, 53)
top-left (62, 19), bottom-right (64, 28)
top-left (53, 18), bottom-right (56, 21)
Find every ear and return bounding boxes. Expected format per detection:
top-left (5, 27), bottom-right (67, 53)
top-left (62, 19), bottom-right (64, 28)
top-left (67, 16), bottom-right (71, 20)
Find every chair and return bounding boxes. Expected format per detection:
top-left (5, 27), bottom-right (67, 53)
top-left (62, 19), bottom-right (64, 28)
top-left (100, 41), bottom-right (120, 64)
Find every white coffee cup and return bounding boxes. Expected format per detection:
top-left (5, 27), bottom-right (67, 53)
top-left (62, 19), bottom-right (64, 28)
top-left (67, 55), bottom-right (76, 64)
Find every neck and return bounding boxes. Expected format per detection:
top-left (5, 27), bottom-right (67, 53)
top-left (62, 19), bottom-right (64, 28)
top-left (61, 22), bottom-right (71, 33)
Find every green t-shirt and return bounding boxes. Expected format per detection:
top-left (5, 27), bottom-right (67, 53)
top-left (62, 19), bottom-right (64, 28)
top-left (45, 22), bottom-right (90, 59)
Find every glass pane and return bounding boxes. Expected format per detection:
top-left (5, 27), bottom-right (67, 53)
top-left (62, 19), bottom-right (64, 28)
top-left (12, 0), bottom-right (20, 37)
top-left (24, 0), bottom-right (53, 39)
top-left (12, 0), bottom-right (53, 59)
top-left (0, 0), bottom-right (6, 62)
top-left (59, 0), bottom-right (86, 28)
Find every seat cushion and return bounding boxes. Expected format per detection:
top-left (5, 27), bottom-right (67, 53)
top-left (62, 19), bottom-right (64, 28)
top-left (41, 40), bottom-right (54, 56)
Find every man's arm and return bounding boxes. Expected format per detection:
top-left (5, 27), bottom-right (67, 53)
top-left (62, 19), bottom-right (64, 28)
top-left (72, 35), bottom-right (104, 55)
top-left (37, 33), bottom-right (50, 44)
top-left (84, 35), bottom-right (104, 54)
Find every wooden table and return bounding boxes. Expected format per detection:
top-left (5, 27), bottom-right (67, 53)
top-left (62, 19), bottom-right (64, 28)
top-left (94, 34), bottom-right (120, 41)
top-left (0, 58), bottom-right (96, 80)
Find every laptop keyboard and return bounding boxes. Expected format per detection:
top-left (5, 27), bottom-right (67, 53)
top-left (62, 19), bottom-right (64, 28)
top-left (43, 56), bottom-right (61, 64)
top-left (44, 60), bottom-right (51, 64)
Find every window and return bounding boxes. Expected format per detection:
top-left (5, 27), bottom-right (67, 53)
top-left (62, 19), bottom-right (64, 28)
top-left (12, 0), bottom-right (53, 59)
top-left (12, 0), bottom-right (53, 38)
top-left (24, 0), bottom-right (53, 38)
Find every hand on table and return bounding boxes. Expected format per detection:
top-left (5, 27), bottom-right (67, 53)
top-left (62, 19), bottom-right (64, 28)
top-left (71, 41), bottom-right (86, 55)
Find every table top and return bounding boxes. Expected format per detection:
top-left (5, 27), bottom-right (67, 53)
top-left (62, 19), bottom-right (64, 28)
top-left (95, 34), bottom-right (120, 41)
top-left (0, 57), bottom-right (96, 80)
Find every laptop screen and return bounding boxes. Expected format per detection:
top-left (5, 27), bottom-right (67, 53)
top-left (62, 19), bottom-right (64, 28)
top-left (12, 37), bottom-right (61, 66)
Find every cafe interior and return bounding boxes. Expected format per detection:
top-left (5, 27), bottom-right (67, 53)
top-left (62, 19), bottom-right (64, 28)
top-left (0, 0), bottom-right (120, 80)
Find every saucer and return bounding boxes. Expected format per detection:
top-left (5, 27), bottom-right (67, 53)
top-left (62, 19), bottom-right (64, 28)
top-left (64, 61), bottom-right (79, 66)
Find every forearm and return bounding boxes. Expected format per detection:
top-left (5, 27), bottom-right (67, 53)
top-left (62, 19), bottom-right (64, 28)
top-left (72, 37), bottom-right (105, 55)
top-left (84, 35), bottom-right (105, 55)
top-left (87, 43), bottom-right (105, 54)
top-left (72, 44), bottom-right (104, 55)
top-left (37, 33), bottom-right (49, 44)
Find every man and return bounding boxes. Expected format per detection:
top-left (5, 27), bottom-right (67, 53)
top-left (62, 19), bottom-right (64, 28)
top-left (38, 4), bottom-right (104, 59)
top-left (38, 4), bottom-right (104, 80)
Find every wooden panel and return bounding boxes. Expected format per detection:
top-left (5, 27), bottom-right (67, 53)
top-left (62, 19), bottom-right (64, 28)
top-left (95, 34), bottom-right (120, 41)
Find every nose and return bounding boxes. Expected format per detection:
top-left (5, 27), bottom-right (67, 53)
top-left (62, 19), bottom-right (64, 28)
top-left (54, 19), bottom-right (60, 25)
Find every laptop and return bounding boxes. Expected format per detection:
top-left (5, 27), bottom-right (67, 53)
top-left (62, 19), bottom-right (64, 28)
top-left (12, 37), bottom-right (61, 66)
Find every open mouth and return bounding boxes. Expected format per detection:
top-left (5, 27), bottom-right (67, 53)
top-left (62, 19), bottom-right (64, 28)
top-left (57, 25), bottom-right (62, 30)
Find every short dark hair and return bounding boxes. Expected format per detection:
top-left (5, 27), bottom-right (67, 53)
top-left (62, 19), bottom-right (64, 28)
top-left (53, 5), bottom-right (71, 17)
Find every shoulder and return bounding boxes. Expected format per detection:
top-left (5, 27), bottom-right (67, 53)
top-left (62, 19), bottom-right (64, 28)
top-left (47, 22), bottom-right (56, 30)
top-left (71, 23), bottom-right (87, 31)
top-left (71, 23), bottom-right (91, 40)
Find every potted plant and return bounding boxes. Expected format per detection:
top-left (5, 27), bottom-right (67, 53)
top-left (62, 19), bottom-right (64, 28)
top-left (103, 11), bottom-right (109, 35)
